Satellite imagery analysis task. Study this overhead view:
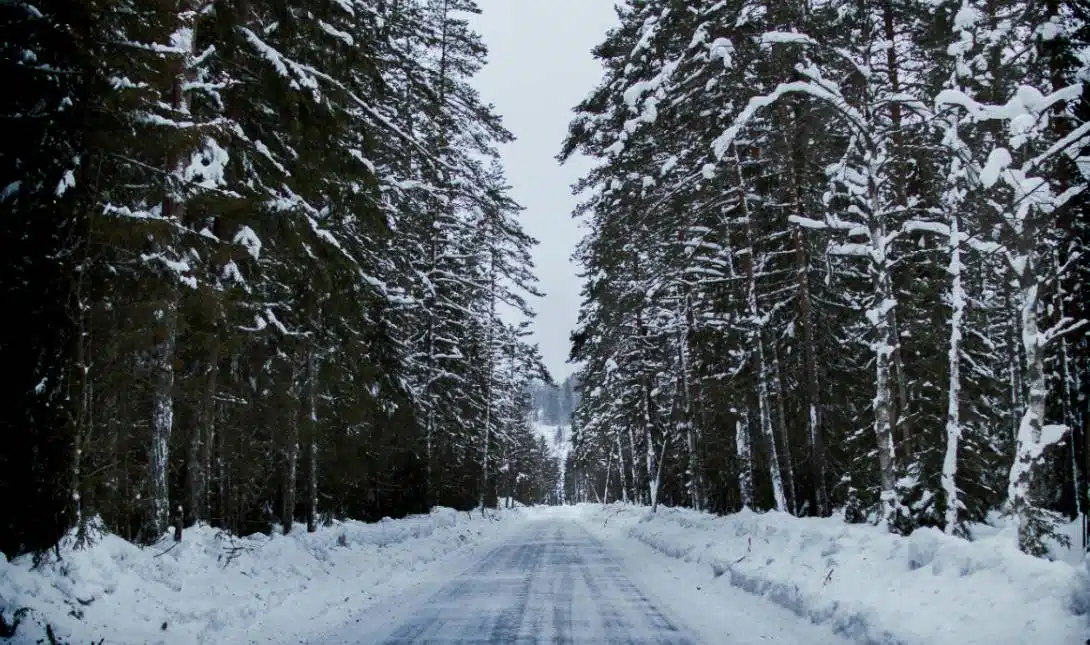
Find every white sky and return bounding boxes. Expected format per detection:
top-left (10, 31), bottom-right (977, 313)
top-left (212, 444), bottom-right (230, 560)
top-left (470, 1), bottom-right (619, 382)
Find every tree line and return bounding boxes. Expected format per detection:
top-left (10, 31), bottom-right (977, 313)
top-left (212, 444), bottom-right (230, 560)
top-left (561, 0), bottom-right (1089, 556)
top-left (0, 0), bottom-right (557, 558)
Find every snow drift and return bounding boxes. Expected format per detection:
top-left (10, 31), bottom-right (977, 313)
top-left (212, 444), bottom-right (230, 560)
top-left (580, 503), bottom-right (1089, 645)
top-left (0, 507), bottom-right (521, 645)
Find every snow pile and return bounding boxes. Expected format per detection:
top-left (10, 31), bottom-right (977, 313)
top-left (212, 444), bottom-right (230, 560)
top-left (0, 507), bottom-right (522, 645)
top-left (580, 504), bottom-right (1089, 645)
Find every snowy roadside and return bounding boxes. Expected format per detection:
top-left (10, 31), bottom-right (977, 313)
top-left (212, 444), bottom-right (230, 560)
top-left (0, 507), bottom-right (524, 645)
top-left (572, 503), bottom-right (1089, 645)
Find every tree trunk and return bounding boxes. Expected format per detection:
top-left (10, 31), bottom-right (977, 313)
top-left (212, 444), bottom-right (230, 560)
top-left (735, 149), bottom-right (787, 512)
top-left (942, 213), bottom-right (965, 535)
top-left (1005, 280), bottom-right (1024, 440)
top-left (281, 367), bottom-right (300, 535)
top-left (305, 352), bottom-right (319, 533)
top-left (145, 0), bottom-right (198, 543)
top-left (736, 417), bottom-right (754, 509)
top-left (881, 0), bottom-right (913, 460)
top-left (770, 339), bottom-right (796, 514)
top-left (616, 434), bottom-right (629, 503)
top-left (643, 380), bottom-right (659, 509)
top-left (148, 292), bottom-right (177, 541)
top-left (479, 247), bottom-right (497, 510)
top-left (864, 145), bottom-right (901, 528)
top-left (789, 113), bottom-right (827, 516)
top-left (602, 448), bottom-right (612, 503)
top-left (1007, 231), bottom-right (1066, 554)
top-left (755, 332), bottom-right (787, 512)
top-left (677, 289), bottom-right (703, 510)
top-left (794, 226), bottom-right (826, 516)
top-left (187, 357), bottom-right (216, 526)
top-left (70, 260), bottom-right (91, 543)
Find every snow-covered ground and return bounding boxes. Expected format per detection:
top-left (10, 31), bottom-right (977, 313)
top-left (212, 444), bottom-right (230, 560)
top-left (342, 510), bottom-right (857, 645)
top-left (574, 503), bottom-right (1090, 645)
top-left (0, 507), bottom-right (524, 645)
top-left (3, 503), bottom-right (1086, 645)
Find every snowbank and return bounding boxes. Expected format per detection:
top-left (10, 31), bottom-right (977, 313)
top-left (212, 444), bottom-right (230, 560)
top-left (0, 507), bottom-right (522, 645)
top-left (578, 504), bottom-right (1089, 645)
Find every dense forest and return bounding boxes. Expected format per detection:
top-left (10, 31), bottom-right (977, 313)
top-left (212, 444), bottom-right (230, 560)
top-left (4, 0), bottom-right (1088, 565)
top-left (561, 0), bottom-right (1090, 555)
top-left (0, 0), bottom-right (561, 558)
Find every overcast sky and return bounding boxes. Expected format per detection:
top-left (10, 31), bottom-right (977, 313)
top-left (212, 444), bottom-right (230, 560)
top-left (470, 1), bottom-right (618, 382)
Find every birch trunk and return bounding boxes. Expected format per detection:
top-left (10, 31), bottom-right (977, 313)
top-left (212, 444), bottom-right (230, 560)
top-left (1006, 243), bottom-right (1066, 554)
top-left (942, 214), bottom-right (965, 535)
top-left (617, 434), bottom-right (629, 503)
top-left (736, 417), bottom-right (754, 509)
top-left (770, 340), bottom-right (796, 513)
top-left (643, 381), bottom-right (659, 509)
top-left (881, 0), bottom-right (913, 459)
top-left (602, 448), bottom-right (612, 503)
top-left (866, 155), bottom-right (900, 528)
top-left (755, 333), bottom-right (787, 511)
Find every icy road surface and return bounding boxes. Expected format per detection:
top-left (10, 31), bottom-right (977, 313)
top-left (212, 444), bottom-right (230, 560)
top-left (372, 519), bottom-right (695, 645)
top-left (357, 513), bottom-right (854, 645)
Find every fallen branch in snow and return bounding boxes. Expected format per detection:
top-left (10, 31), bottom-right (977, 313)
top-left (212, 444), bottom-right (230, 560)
top-left (602, 507), bottom-right (627, 528)
top-left (734, 536), bottom-right (753, 564)
top-left (152, 542), bottom-right (180, 558)
top-left (220, 544), bottom-right (251, 568)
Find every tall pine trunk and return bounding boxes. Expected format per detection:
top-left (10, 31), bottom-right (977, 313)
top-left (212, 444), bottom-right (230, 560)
top-left (788, 114), bottom-right (827, 516)
top-left (735, 149), bottom-right (787, 512)
top-left (676, 287), bottom-right (703, 510)
top-left (304, 351), bottom-right (319, 533)
top-left (148, 293), bottom-right (177, 540)
top-left (187, 357), bottom-right (216, 526)
top-left (281, 365), bottom-right (300, 535)
top-left (479, 247), bottom-right (497, 510)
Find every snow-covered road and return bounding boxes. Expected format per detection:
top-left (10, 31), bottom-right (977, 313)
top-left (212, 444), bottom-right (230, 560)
top-left (370, 518), bottom-right (696, 645)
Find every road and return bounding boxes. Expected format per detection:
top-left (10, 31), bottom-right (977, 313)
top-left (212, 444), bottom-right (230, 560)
top-left (370, 519), bottom-right (697, 645)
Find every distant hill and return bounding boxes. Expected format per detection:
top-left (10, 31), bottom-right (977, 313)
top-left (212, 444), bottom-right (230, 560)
top-left (528, 374), bottom-right (580, 428)
top-left (527, 375), bottom-right (580, 502)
